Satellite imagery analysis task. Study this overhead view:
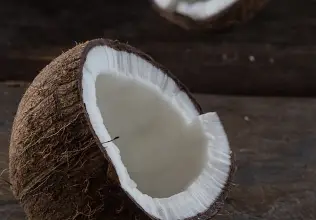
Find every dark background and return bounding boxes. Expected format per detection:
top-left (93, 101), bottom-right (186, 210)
top-left (1, 0), bottom-right (316, 96)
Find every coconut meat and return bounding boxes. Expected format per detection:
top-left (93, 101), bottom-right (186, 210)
top-left (82, 45), bottom-right (231, 220)
top-left (154, 0), bottom-right (238, 20)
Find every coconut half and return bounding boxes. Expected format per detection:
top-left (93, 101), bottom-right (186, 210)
top-left (153, 0), bottom-right (270, 30)
top-left (9, 39), bottom-right (235, 220)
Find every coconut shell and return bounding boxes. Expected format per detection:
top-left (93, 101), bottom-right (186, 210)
top-left (153, 0), bottom-right (270, 30)
top-left (9, 38), bottom-right (236, 220)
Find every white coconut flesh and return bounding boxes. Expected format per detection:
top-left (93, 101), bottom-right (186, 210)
top-left (154, 0), bottom-right (239, 20)
top-left (82, 45), bottom-right (232, 220)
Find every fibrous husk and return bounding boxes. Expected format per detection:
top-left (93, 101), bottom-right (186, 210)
top-left (153, 0), bottom-right (270, 30)
top-left (9, 38), bottom-right (236, 220)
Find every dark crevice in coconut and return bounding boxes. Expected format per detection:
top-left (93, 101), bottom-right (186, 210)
top-left (153, 0), bottom-right (270, 30)
top-left (9, 38), bottom-right (235, 220)
top-left (101, 136), bottom-right (120, 145)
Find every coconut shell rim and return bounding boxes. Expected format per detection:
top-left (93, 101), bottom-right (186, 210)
top-left (152, 0), bottom-right (271, 30)
top-left (77, 38), bottom-right (236, 220)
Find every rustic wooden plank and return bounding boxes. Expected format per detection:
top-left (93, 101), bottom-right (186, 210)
top-left (0, 83), bottom-right (316, 219)
top-left (3, 44), bottom-right (316, 96)
top-left (1, 0), bottom-right (316, 96)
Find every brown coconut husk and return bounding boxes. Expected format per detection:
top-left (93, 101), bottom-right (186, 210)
top-left (153, 0), bottom-right (270, 30)
top-left (9, 38), bottom-right (236, 220)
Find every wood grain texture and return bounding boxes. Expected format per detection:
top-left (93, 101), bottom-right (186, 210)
top-left (1, 0), bottom-right (316, 96)
top-left (0, 83), bottom-right (315, 219)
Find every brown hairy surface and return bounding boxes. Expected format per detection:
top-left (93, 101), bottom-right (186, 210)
top-left (9, 39), bottom-right (234, 220)
top-left (153, 0), bottom-right (270, 30)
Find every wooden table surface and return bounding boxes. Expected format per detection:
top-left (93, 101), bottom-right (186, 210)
top-left (1, 82), bottom-right (315, 220)
top-left (1, 0), bottom-right (316, 96)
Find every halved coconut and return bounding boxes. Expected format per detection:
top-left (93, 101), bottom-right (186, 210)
top-left (9, 38), bottom-right (235, 220)
top-left (153, 0), bottom-right (270, 30)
